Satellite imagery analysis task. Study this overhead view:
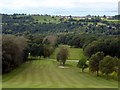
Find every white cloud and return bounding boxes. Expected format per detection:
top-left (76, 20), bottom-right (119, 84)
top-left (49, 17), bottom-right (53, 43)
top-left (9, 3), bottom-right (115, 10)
top-left (1, 0), bottom-right (40, 9)
top-left (0, 0), bottom-right (118, 14)
top-left (1, 0), bottom-right (119, 9)
top-left (41, 0), bottom-right (76, 8)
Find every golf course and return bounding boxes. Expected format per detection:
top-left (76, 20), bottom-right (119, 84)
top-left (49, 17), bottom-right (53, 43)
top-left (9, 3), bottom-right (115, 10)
top-left (2, 60), bottom-right (118, 88)
top-left (2, 47), bottom-right (118, 88)
top-left (1, 3), bottom-right (120, 89)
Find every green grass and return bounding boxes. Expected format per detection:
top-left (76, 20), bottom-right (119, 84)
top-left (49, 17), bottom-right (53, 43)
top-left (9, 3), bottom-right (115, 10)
top-left (106, 20), bottom-right (119, 23)
top-left (50, 45), bottom-right (85, 60)
top-left (32, 16), bottom-right (60, 23)
top-left (68, 47), bottom-right (85, 60)
top-left (97, 22), bottom-right (106, 25)
top-left (2, 60), bottom-right (118, 88)
top-left (101, 18), bottom-right (119, 23)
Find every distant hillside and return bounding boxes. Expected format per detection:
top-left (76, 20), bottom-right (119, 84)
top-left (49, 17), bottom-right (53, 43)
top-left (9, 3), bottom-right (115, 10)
top-left (32, 15), bottom-right (61, 24)
top-left (2, 14), bottom-right (120, 35)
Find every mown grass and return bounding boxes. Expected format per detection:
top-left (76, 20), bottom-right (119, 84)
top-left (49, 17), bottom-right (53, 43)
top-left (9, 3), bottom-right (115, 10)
top-left (2, 63), bottom-right (30, 82)
top-left (2, 60), bottom-right (118, 88)
top-left (50, 45), bottom-right (85, 60)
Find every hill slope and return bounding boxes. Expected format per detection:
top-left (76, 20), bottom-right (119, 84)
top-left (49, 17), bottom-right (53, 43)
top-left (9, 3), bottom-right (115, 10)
top-left (32, 15), bottom-right (61, 24)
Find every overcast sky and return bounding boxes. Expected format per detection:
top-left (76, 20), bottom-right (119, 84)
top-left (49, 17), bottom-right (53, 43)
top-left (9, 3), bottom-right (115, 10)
top-left (0, 0), bottom-right (119, 16)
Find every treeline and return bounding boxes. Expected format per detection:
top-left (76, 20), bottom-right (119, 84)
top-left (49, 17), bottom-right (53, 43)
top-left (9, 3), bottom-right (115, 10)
top-left (2, 14), bottom-right (120, 35)
top-left (84, 37), bottom-right (120, 58)
top-left (2, 14), bottom-right (35, 34)
top-left (77, 52), bottom-right (120, 79)
top-left (111, 15), bottom-right (120, 20)
top-left (2, 33), bottom-right (120, 73)
top-left (26, 34), bottom-right (57, 58)
top-left (2, 34), bottom-right (57, 73)
top-left (57, 33), bottom-right (97, 48)
top-left (58, 33), bottom-right (120, 58)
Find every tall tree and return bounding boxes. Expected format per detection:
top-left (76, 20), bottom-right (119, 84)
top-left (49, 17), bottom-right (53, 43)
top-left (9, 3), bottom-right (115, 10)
top-left (89, 52), bottom-right (104, 76)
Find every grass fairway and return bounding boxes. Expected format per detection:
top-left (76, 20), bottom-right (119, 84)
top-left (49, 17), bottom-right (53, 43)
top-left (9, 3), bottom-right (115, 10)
top-left (50, 45), bottom-right (85, 60)
top-left (2, 60), bottom-right (118, 88)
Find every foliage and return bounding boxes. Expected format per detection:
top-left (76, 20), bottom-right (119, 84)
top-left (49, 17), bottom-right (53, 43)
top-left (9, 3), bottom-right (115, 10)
top-left (57, 33), bottom-right (97, 48)
top-left (2, 35), bottom-right (28, 73)
top-left (27, 35), bottom-right (44, 57)
top-left (113, 57), bottom-right (120, 74)
top-left (77, 58), bottom-right (88, 72)
top-left (26, 34), bottom-right (57, 58)
top-left (84, 37), bottom-right (120, 58)
top-left (99, 56), bottom-right (116, 79)
top-left (57, 46), bottom-right (69, 65)
top-left (2, 14), bottom-right (120, 35)
top-left (89, 52), bottom-right (104, 76)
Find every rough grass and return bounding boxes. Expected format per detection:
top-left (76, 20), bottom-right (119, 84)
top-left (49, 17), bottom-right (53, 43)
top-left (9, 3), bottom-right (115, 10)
top-left (2, 60), bottom-right (118, 88)
top-left (50, 45), bottom-right (85, 60)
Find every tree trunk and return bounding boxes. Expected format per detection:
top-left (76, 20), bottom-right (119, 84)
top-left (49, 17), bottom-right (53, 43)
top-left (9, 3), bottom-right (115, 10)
top-left (63, 60), bottom-right (66, 66)
top-left (82, 68), bottom-right (84, 72)
top-left (97, 70), bottom-right (99, 76)
top-left (63, 61), bottom-right (65, 66)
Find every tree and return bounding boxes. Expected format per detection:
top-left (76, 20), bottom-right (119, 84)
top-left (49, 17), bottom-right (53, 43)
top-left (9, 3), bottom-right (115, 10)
top-left (84, 40), bottom-right (105, 57)
top-left (113, 57), bottom-right (120, 74)
top-left (89, 52), bottom-right (104, 76)
top-left (56, 46), bottom-right (69, 66)
top-left (2, 35), bottom-right (28, 73)
top-left (30, 43), bottom-right (44, 57)
top-left (28, 35), bottom-right (44, 58)
top-left (99, 55), bottom-right (115, 79)
top-left (43, 35), bottom-right (57, 46)
top-left (42, 35), bottom-right (57, 58)
top-left (77, 58), bottom-right (88, 72)
top-left (43, 45), bottom-right (51, 58)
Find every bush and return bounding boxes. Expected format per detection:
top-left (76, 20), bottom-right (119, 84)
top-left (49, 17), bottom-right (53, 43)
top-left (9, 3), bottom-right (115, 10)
top-left (77, 58), bottom-right (88, 72)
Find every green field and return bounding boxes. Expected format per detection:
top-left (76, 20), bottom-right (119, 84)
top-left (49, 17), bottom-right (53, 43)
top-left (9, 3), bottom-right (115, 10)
top-left (2, 60), bottom-right (118, 88)
top-left (50, 45), bottom-right (85, 60)
top-left (32, 16), bottom-right (60, 23)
